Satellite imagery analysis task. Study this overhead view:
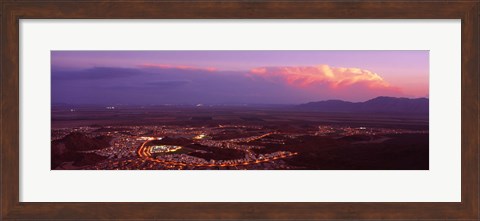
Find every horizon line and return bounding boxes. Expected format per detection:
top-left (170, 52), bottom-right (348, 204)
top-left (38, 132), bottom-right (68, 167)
top-left (52, 96), bottom-right (429, 107)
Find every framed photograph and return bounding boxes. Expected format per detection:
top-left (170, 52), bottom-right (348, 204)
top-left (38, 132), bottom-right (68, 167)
top-left (1, 1), bottom-right (478, 220)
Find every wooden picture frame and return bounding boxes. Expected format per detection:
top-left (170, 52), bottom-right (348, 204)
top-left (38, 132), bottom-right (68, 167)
top-left (1, 1), bottom-right (478, 220)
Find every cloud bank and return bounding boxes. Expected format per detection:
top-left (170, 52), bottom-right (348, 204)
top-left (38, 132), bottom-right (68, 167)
top-left (249, 65), bottom-right (397, 91)
top-left (52, 64), bottom-right (405, 105)
top-left (140, 63), bottom-right (217, 72)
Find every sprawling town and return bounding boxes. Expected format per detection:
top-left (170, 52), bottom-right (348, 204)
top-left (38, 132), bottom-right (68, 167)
top-left (51, 123), bottom-right (427, 170)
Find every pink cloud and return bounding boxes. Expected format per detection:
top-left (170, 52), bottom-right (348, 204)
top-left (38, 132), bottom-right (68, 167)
top-left (140, 63), bottom-right (217, 72)
top-left (249, 65), bottom-right (401, 92)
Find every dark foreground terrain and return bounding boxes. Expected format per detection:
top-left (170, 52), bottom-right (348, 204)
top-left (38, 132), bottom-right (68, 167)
top-left (51, 105), bottom-right (428, 170)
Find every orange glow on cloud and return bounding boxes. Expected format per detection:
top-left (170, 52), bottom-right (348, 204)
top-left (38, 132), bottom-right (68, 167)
top-left (140, 63), bottom-right (217, 72)
top-left (249, 65), bottom-right (400, 92)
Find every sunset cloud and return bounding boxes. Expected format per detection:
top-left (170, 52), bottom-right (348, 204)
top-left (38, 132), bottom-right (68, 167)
top-left (140, 63), bottom-right (217, 72)
top-left (249, 65), bottom-right (399, 91)
top-left (52, 64), bottom-right (406, 105)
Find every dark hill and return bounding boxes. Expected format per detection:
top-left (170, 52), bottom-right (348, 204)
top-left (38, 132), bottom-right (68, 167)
top-left (60, 132), bottom-right (112, 151)
top-left (298, 96), bottom-right (428, 114)
top-left (51, 132), bottom-right (111, 169)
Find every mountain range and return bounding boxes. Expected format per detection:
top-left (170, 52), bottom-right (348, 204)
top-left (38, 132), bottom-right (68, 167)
top-left (297, 96), bottom-right (429, 114)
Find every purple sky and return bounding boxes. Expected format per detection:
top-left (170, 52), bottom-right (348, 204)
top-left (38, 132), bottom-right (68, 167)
top-left (51, 51), bottom-right (429, 105)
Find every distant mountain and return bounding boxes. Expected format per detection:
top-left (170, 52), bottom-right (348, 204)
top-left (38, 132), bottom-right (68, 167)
top-left (297, 96), bottom-right (429, 114)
